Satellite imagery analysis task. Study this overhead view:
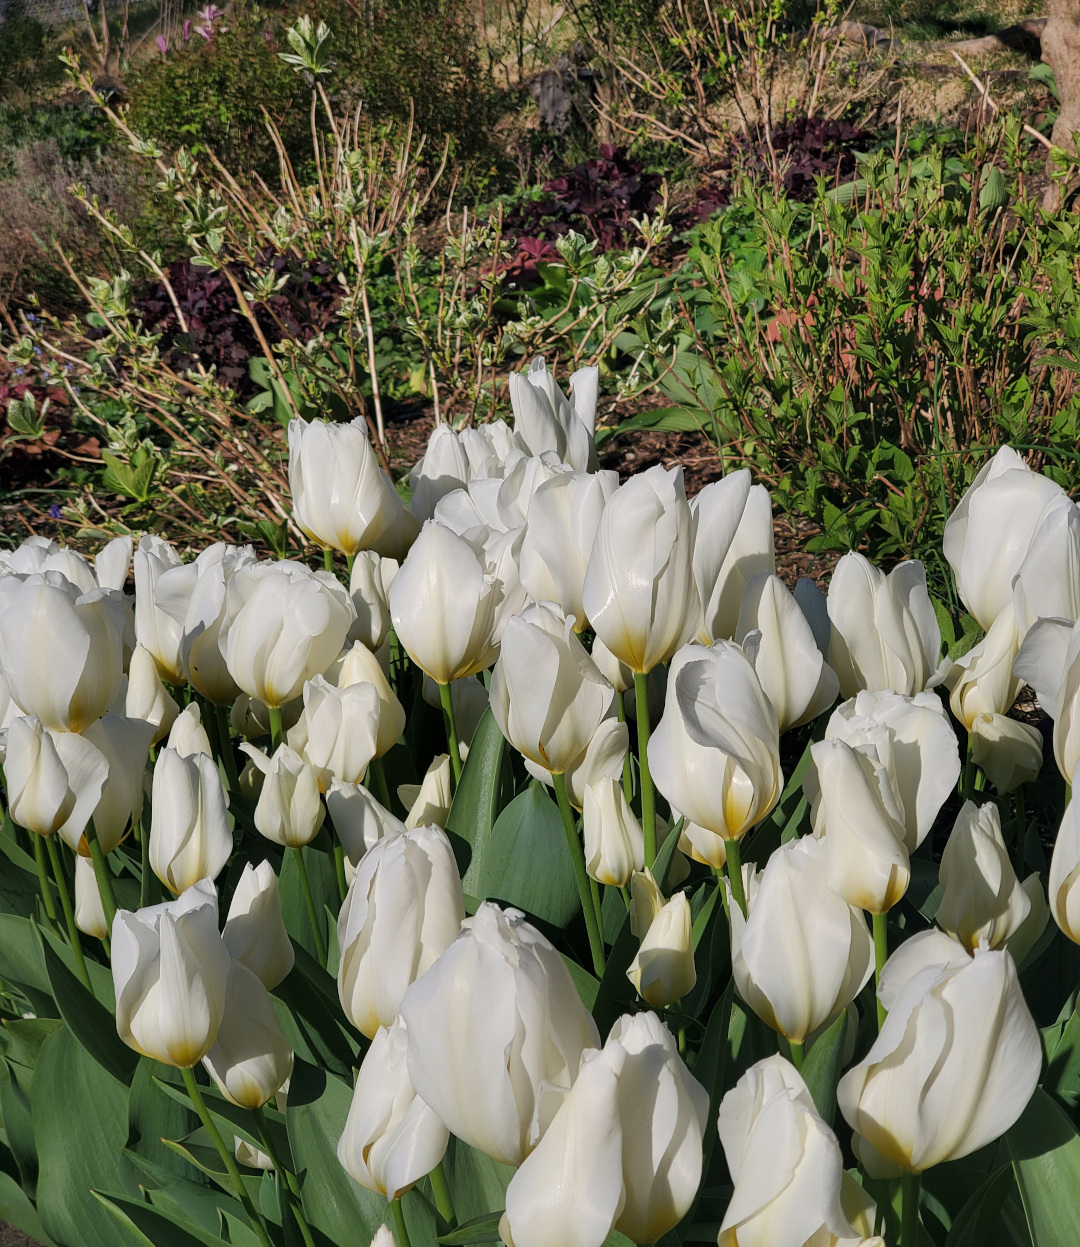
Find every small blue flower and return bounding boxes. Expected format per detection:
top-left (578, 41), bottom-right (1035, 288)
top-left (14, 368), bottom-right (23, 376)
top-left (48, 504), bottom-right (62, 519)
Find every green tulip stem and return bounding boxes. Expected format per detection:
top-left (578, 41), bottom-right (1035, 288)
top-left (429, 1160), bottom-right (456, 1228)
top-left (32, 832), bottom-right (59, 928)
top-left (346, 552), bottom-right (356, 580)
top-left (330, 826), bottom-right (349, 904)
top-left (180, 1067), bottom-right (275, 1247)
top-left (86, 821), bottom-right (117, 935)
top-left (589, 876), bottom-right (604, 936)
top-left (292, 847), bottom-right (327, 965)
top-left (138, 813), bottom-right (153, 908)
top-left (873, 912), bottom-right (888, 1031)
top-left (553, 771), bottom-right (606, 977)
top-left (900, 1172), bottom-right (921, 1247)
top-left (725, 838), bottom-right (748, 919)
top-left (619, 885), bottom-right (631, 911)
top-left (372, 755), bottom-right (393, 811)
top-left (268, 705), bottom-right (284, 754)
top-left (323, 548), bottom-right (335, 574)
top-left (438, 682), bottom-right (463, 789)
top-left (633, 672), bottom-right (657, 868)
top-left (391, 1197), bottom-right (413, 1247)
top-left (214, 704), bottom-right (242, 794)
top-left (252, 1105), bottom-right (315, 1247)
top-left (1013, 786), bottom-right (1027, 878)
top-left (789, 1040), bottom-right (805, 1070)
top-left (44, 836), bottom-right (91, 988)
top-left (617, 691), bottom-right (634, 803)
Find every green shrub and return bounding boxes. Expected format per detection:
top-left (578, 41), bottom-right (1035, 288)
top-left (0, 3), bottom-right (65, 101)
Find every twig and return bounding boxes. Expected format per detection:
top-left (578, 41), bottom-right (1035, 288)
top-left (950, 49), bottom-right (1053, 150)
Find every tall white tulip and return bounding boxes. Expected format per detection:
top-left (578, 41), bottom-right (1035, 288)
top-left (648, 643), bottom-right (781, 859)
top-left (169, 542), bottom-right (256, 705)
top-left (970, 712), bottom-right (1043, 794)
top-left (1015, 615), bottom-right (1080, 782)
top-left (82, 714), bottom-right (155, 853)
top-left (0, 536), bottom-right (98, 591)
top-left (223, 861), bottom-right (295, 989)
top-left (582, 465), bottom-right (699, 674)
top-left (409, 422), bottom-right (472, 522)
top-left (240, 744), bottom-right (324, 849)
top-left (326, 781), bottom-right (406, 864)
top-left (944, 445), bottom-right (1073, 631)
top-left (4, 714), bottom-right (107, 840)
top-left (826, 553), bottom-right (945, 698)
top-left (220, 561), bottom-right (355, 708)
top-left (338, 1019), bottom-right (449, 1199)
top-left (694, 477), bottom-right (775, 643)
top-left (400, 902), bottom-right (600, 1165)
top-left (125, 644), bottom-right (179, 744)
top-left (167, 702), bottom-right (212, 757)
top-left (582, 775), bottom-right (643, 886)
top-left (945, 605), bottom-right (1023, 729)
top-left (337, 641), bottom-right (405, 759)
top-left (133, 535), bottom-right (188, 684)
top-left (400, 754), bottom-right (453, 830)
top-left (74, 853), bottom-right (108, 938)
top-left (389, 522), bottom-right (500, 684)
top-left (337, 825), bottom-right (464, 1037)
top-left (149, 747), bottom-right (233, 892)
top-left (202, 962), bottom-right (293, 1109)
top-left (288, 416), bottom-right (412, 556)
top-left (113, 879), bottom-right (231, 1067)
top-left (524, 716), bottom-right (630, 811)
top-left (94, 534), bottom-right (134, 593)
top-left (627, 890), bottom-right (696, 1008)
top-left (1013, 502), bottom-right (1080, 634)
top-left (287, 674), bottom-right (380, 790)
top-left (0, 571), bottom-right (126, 732)
top-left (838, 947), bottom-right (1041, 1174)
top-left (347, 550), bottom-right (393, 651)
top-left (729, 836), bottom-right (874, 1044)
top-left (508, 357), bottom-right (597, 473)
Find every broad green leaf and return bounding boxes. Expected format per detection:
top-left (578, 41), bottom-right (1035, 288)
top-left (0, 913), bottom-right (57, 1016)
top-left (449, 708), bottom-right (511, 886)
top-left (94, 1191), bottom-right (236, 1247)
top-left (280, 846), bottom-right (337, 962)
top-left (126, 1059), bottom-right (199, 1179)
top-left (800, 1010), bottom-right (847, 1127)
top-left (0, 1058), bottom-right (37, 1195)
top-left (442, 1135), bottom-right (515, 1226)
top-left (0, 833), bottom-right (48, 917)
top-left (1008, 1086), bottom-right (1080, 1246)
top-left (943, 1164), bottom-right (1016, 1247)
top-left (563, 955), bottom-right (600, 1012)
top-left (437, 1212), bottom-right (504, 1244)
top-left (124, 1150), bottom-right (239, 1238)
top-left (272, 951), bottom-right (360, 1078)
top-left (152, 1076), bottom-right (290, 1165)
top-left (0, 1169), bottom-right (55, 1245)
top-left (1044, 1006), bottom-right (1080, 1109)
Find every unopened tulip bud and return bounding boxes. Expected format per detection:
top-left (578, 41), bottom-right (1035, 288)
top-left (326, 780), bottom-right (405, 865)
top-left (82, 714), bottom-right (155, 853)
top-left (338, 1019), bottom-right (449, 1199)
top-left (240, 743), bottom-right (324, 849)
top-left (945, 606), bottom-right (1022, 729)
top-left (347, 550), bottom-right (392, 651)
top-left (582, 775), bottom-right (643, 886)
top-left (695, 477), bottom-right (775, 643)
top-left (627, 891), bottom-right (695, 1008)
top-left (509, 357), bottom-right (597, 472)
top-left (75, 853), bottom-right (108, 938)
top-left (167, 702), bottom-right (212, 757)
top-left (629, 867), bottom-right (665, 938)
top-left (5, 714), bottom-right (107, 840)
top-left (223, 861), bottom-right (294, 989)
top-left (150, 747), bottom-right (233, 892)
top-left (134, 536), bottom-right (188, 685)
top-left (971, 712), bottom-right (1043, 793)
top-left (126, 645), bottom-right (179, 745)
top-left (287, 674), bottom-right (379, 789)
top-left (338, 642), bottom-right (405, 758)
top-left (202, 962), bottom-right (293, 1109)
top-left (400, 754), bottom-right (452, 830)
top-left (113, 879), bottom-right (231, 1067)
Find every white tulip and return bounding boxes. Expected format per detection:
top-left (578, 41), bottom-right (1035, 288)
top-left (590, 636), bottom-right (633, 695)
top-left (240, 744), bottom-right (324, 849)
top-left (0, 536), bottom-right (97, 589)
top-left (74, 853), bottom-right (108, 939)
top-left (409, 423), bottom-right (472, 522)
top-left (202, 962), bottom-right (293, 1110)
top-left (582, 775), bottom-right (643, 886)
top-left (338, 1019), bottom-right (449, 1199)
top-left (1013, 502), bottom-right (1080, 634)
top-left (400, 902), bottom-right (600, 1165)
top-left (400, 754), bottom-right (453, 830)
top-left (524, 715), bottom-right (629, 810)
top-left (94, 535), bottom-right (133, 592)
top-left (113, 879), bottom-right (231, 1067)
top-left (223, 861), bottom-right (294, 989)
top-left (4, 714), bottom-right (107, 840)
top-left (169, 543), bottom-right (256, 705)
top-left (326, 781), bottom-right (405, 865)
top-left (149, 747), bottom-right (233, 892)
top-left (694, 476), bottom-right (775, 643)
top-left (1015, 615), bottom-right (1080, 782)
top-left (347, 550), bottom-right (392, 651)
top-left (509, 357), bottom-right (597, 473)
top-left (125, 645), bottom-right (179, 744)
top-left (627, 891), bottom-right (696, 1008)
top-left (286, 674), bottom-right (380, 790)
top-left (945, 605), bottom-right (1023, 730)
top-left (82, 714), bottom-right (155, 853)
top-left (166, 702), bottom-right (212, 758)
top-left (1049, 767), bottom-right (1080, 944)
top-left (970, 712), bottom-right (1043, 793)
top-left (134, 536), bottom-right (188, 684)
top-left (337, 641), bottom-right (405, 758)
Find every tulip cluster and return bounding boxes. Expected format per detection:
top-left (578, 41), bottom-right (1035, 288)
top-left (2, 371), bottom-right (1076, 1247)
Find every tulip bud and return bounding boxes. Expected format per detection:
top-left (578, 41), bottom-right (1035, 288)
top-left (944, 605), bottom-right (1023, 729)
top-left (582, 465), bottom-right (699, 674)
top-left (286, 674), bottom-right (380, 790)
top-left (627, 890), bottom-right (696, 1008)
top-left (82, 714), bottom-right (155, 853)
top-left (944, 445), bottom-right (1072, 631)
top-left (0, 571), bottom-right (127, 732)
top-left (113, 879), bottom-right (232, 1067)
top-left (730, 836), bottom-right (874, 1044)
top-left (223, 861), bottom-right (294, 989)
top-left (134, 536), bottom-right (188, 685)
top-left (389, 522), bottom-right (500, 684)
top-left (0, 536), bottom-right (96, 587)
top-left (628, 867), bottom-right (665, 938)
top-left (240, 744), bottom-right (324, 849)
top-left (1050, 768), bottom-right (1080, 944)
top-left (937, 801), bottom-right (1035, 953)
top-left (970, 712), bottom-right (1043, 793)
top-left (202, 961), bottom-right (293, 1109)
top-left (125, 645), bottom-right (179, 745)
top-left (677, 819), bottom-right (728, 869)
top-left (826, 553), bottom-right (945, 698)
top-left (838, 947), bottom-right (1041, 1174)
top-left (409, 423), bottom-right (471, 523)
top-left (401, 902), bottom-right (600, 1165)
top-left (693, 475), bottom-right (775, 643)
top-left (490, 602), bottom-right (614, 775)
top-left (338, 825), bottom-right (464, 1037)
top-left (337, 642), bottom-right (405, 759)
top-left (149, 747), bottom-right (233, 892)
top-left (648, 642), bottom-right (781, 855)
top-left (167, 702), bottom-right (212, 757)
top-left (326, 780), bottom-right (405, 865)
top-left (347, 550), bottom-right (392, 651)
top-left (289, 416), bottom-right (410, 556)
top-left (502, 1011), bottom-right (708, 1247)
top-left (509, 358), bottom-right (596, 472)
top-left (4, 714), bottom-right (107, 839)
top-left (74, 853), bottom-right (108, 939)
top-left (175, 543), bottom-right (256, 705)
top-left (582, 775), bottom-right (643, 887)
top-left (399, 754), bottom-right (452, 830)
top-left (220, 562), bottom-right (355, 708)
top-left (338, 1018), bottom-right (449, 1199)
top-left (718, 1055), bottom-right (868, 1247)
top-left (371, 1229), bottom-right (397, 1247)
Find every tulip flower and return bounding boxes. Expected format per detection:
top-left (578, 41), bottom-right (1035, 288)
top-left (126, 645), bottom-right (179, 744)
top-left (944, 444), bottom-right (1074, 630)
top-left (222, 861), bottom-right (294, 989)
top-left (286, 674), bottom-right (380, 790)
top-left (389, 521), bottom-right (500, 684)
top-left (134, 535), bottom-right (188, 685)
top-left (220, 561), bottom-right (355, 708)
top-left (288, 416), bottom-right (411, 556)
top-left (149, 747), bottom-right (233, 892)
top-left (629, 867), bottom-right (665, 937)
top-left (582, 775), bottom-right (643, 886)
top-left (945, 606), bottom-right (1023, 730)
top-left (338, 1018), bottom-right (449, 1199)
top-left (508, 357), bottom-right (597, 473)
top-left (501, 1012), bottom-right (708, 1247)
top-left (718, 1055), bottom-right (871, 1247)
top-left (202, 961), bottom-right (293, 1110)
top-left (518, 470), bottom-right (619, 629)
top-left (167, 702), bottom-right (212, 758)
top-left (113, 879), bottom-right (232, 1067)
top-left (582, 465), bottom-right (699, 674)
top-left (240, 744), bottom-right (324, 848)
top-left (4, 714), bottom-right (107, 839)
top-left (1050, 768), bottom-right (1080, 944)
top-left (399, 754), bottom-right (453, 830)
top-left (490, 602), bottom-right (614, 774)
top-left (371, 1229), bottom-right (397, 1247)
top-left (736, 572), bottom-right (839, 731)
top-left (648, 642), bottom-right (782, 854)
top-left (170, 542), bottom-right (256, 705)
top-left (970, 712), bottom-right (1043, 793)
top-left (524, 716), bottom-right (629, 810)
top-left (627, 890), bottom-right (696, 1008)
top-left (337, 641), bottom-right (405, 758)
top-left (837, 947), bottom-right (1041, 1174)
top-left (826, 553), bottom-right (945, 698)
top-left (729, 836), bottom-right (874, 1045)
top-left (409, 422), bottom-right (472, 522)
top-left (0, 571), bottom-right (126, 732)
top-left (74, 852), bottom-right (108, 939)
top-left (694, 476), bottom-right (775, 643)
top-left (94, 534), bottom-right (134, 592)
top-left (1015, 614), bottom-right (1080, 782)
top-left (82, 714), bottom-right (156, 853)
top-left (1012, 502), bottom-right (1080, 634)
top-left (400, 902), bottom-right (600, 1165)
top-left (590, 636), bottom-right (633, 694)
top-left (0, 536), bottom-right (99, 591)
top-left (235, 1083), bottom-right (289, 1169)
top-left (347, 550), bottom-right (392, 651)
top-left (338, 825), bottom-right (464, 1037)
top-left (326, 780), bottom-right (405, 864)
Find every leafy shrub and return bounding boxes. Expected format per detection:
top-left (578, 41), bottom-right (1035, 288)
top-left (0, 2), bottom-right (65, 100)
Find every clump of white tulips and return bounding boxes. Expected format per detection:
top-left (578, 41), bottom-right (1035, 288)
top-left (1, 364), bottom-right (1077, 1247)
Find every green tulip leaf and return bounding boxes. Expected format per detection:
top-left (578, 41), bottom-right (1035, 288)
top-left (37, 921), bottom-right (114, 1005)
top-left (0, 1058), bottom-right (38, 1196)
top-left (436, 1211), bottom-right (504, 1244)
top-left (449, 707), bottom-right (513, 885)
top-left (94, 1190), bottom-right (237, 1247)
top-left (0, 1169), bottom-right (56, 1245)
top-left (562, 954), bottom-right (600, 1012)
top-left (800, 1009), bottom-right (848, 1127)
top-left (442, 1135), bottom-right (515, 1226)
top-left (943, 1163), bottom-right (1016, 1247)
top-left (151, 1075), bottom-right (290, 1165)
top-left (127, 1059), bottom-right (199, 1179)
top-left (272, 949), bottom-right (360, 1078)
top-left (0, 913), bottom-right (58, 1017)
top-left (280, 847), bottom-right (337, 962)
top-left (0, 833), bottom-right (49, 918)
top-left (1008, 1086), bottom-right (1080, 1246)
top-left (124, 1149), bottom-right (242, 1238)
top-left (1043, 1005), bottom-right (1080, 1110)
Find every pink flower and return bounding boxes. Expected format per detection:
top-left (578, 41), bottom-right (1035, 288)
top-left (155, 34), bottom-right (168, 55)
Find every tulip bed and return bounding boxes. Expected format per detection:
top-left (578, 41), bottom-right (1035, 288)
top-left (1, 359), bottom-right (1079, 1247)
